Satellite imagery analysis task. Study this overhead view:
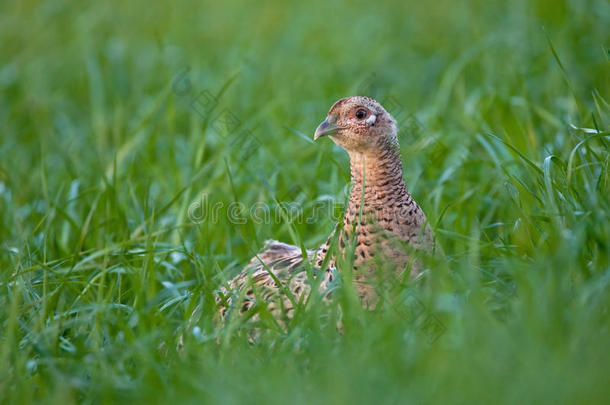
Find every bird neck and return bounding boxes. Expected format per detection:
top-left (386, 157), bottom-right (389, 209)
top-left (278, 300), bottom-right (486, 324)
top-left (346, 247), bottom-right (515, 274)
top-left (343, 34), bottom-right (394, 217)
top-left (347, 145), bottom-right (409, 206)
top-left (315, 144), bottom-right (418, 270)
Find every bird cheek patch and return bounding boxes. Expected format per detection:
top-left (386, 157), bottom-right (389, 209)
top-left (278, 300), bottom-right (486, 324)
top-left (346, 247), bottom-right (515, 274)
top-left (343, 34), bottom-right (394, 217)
top-left (366, 114), bottom-right (377, 126)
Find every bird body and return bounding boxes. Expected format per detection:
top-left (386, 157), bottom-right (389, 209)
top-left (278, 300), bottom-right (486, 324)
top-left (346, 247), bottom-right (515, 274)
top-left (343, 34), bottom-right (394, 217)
top-left (220, 96), bottom-right (433, 319)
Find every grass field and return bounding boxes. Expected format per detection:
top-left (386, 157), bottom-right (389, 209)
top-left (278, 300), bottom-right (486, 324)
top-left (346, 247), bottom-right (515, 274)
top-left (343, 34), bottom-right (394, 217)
top-left (1, 0), bottom-right (609, 403)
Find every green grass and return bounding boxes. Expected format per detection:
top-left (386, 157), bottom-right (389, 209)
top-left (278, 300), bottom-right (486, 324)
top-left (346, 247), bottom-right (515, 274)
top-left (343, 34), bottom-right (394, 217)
top-left (1, 0), bottom-right (609, 403)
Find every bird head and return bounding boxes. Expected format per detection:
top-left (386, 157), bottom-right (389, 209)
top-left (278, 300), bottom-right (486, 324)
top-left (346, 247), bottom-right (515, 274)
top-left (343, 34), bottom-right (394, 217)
top-left (313, 96), bottom-right (398, 155)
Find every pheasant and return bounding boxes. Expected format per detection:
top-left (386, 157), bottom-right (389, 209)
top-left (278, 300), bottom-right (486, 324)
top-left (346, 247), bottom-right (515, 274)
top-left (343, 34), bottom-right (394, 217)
top-left (217, 96), bottom-right (434, 321)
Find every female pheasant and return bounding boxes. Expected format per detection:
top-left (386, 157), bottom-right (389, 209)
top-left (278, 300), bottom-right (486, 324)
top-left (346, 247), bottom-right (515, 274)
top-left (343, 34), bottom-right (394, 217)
top-left (218, 96), bottom-right (434, 321)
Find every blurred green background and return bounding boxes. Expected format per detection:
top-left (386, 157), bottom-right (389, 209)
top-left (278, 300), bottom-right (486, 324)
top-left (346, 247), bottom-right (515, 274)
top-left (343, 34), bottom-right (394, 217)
top-left (1, 0), bottom-right (609, 403)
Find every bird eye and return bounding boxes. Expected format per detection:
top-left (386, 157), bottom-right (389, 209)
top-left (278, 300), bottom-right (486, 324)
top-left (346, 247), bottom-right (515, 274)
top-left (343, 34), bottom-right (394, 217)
top-left (355, 109), bottom-right (367, 120)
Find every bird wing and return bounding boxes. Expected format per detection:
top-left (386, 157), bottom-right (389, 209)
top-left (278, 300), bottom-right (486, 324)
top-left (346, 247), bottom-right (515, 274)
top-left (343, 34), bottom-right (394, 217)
top-left (218, 240), bottom-right (320, 320)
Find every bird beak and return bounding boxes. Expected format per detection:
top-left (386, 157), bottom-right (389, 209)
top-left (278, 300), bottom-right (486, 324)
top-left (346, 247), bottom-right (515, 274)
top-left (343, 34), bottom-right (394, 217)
top-left (314, 117), bottom-right (343, 141)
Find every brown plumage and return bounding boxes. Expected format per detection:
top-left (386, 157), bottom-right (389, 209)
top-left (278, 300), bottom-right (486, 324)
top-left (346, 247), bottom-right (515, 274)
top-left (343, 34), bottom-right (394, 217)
top-left (218, 96), bottom-right (434, 319)
top-left (178, 97), bottom-right (433, 348)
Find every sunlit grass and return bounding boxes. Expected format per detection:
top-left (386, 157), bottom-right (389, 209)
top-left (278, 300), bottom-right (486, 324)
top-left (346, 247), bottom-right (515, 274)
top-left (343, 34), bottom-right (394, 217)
top-left (1, 0), bottom-right (609, 403)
